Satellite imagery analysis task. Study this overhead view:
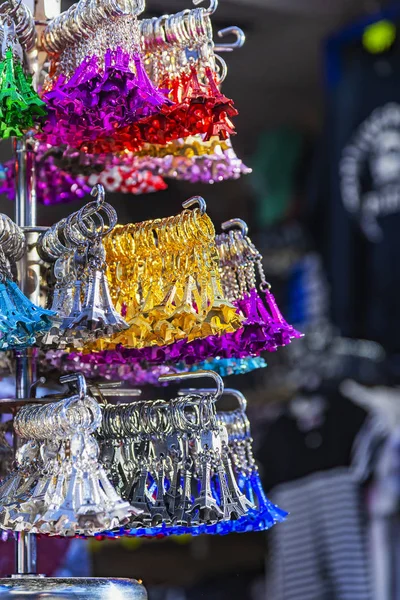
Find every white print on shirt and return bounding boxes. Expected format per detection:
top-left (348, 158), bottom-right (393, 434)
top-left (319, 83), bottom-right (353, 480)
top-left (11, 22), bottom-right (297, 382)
top-left (340, 102), bottom-right (400, 242)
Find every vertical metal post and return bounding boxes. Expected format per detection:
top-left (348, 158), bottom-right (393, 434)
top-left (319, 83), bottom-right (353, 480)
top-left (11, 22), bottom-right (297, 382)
top-left (13, 137), bottom-right (39, 576)
top-left (10, 0), bottom-right (61, 578)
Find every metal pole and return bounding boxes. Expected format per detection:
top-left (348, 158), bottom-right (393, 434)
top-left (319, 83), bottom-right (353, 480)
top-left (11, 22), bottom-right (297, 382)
top-left (10, 0), bottom-right (61, 577)
top-left (13, 137), bottom-right (39, 576)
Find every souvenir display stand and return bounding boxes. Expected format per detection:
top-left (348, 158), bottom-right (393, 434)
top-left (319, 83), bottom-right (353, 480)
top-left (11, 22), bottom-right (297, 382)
top-left (0, 1), bottom-right (301, 597)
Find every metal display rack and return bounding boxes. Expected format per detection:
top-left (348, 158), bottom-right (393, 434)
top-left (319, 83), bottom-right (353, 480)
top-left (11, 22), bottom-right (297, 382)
top-left (0, 1), bottom-right (270, 597)
top-left (0, 1), bottom-right (146, 597)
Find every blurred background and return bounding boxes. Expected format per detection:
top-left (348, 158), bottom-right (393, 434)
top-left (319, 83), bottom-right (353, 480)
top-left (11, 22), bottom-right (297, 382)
top-left (2, 0), bottom-right (400, 598)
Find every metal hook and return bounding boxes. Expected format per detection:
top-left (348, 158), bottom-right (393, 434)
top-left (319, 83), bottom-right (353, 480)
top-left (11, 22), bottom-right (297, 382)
top-left (214, 54), bottom-right (228, 84)
top-left (90, 183), bottom-right (105, 207)
top-left (59, 373), bottom-right (88, 400)
top-left (221, 218), bottom-right (249, 236)
top-left (178, 387), bottom-right (247, 410)
top-left (214, 26), bottom-right (245, 52)
top-left (192, 0), bottom-right (218, 15)
top-left (90, 385), bottom-right (142, 398)
top-left (182, 195), bottom-right (207, 215)
top-left (158, 370), bottom-right (224, 401)
top-left (29, 377), bottom-right (47, 399)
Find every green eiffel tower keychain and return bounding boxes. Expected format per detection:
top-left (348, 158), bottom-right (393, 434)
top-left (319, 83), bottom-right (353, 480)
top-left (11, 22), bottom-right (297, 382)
top-left (0, 19), bottom-right (46, 138)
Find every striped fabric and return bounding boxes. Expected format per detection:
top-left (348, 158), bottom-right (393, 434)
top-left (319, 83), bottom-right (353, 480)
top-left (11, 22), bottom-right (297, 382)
top-left (265, 468), bottom-right (372, 600)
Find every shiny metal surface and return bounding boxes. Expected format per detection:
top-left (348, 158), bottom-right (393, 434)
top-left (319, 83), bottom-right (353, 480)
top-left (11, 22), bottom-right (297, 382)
top-left (0, 578), bottom-right (147, 599)
top-left (14, 533), bottom-right (37, 579)
top-left (14, 138), bottom-right (37, 231)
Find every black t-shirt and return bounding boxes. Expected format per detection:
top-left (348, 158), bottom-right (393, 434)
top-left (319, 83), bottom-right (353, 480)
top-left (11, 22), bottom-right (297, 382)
top-left (308, 32), bottom-right (400, 355)
top-left (257, 390), bottom-right (366, 490)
